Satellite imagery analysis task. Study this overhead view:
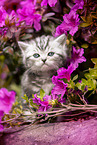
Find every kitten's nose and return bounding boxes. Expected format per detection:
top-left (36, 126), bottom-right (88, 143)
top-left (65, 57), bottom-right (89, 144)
top-left (42, 59), bottom-right (46, 63)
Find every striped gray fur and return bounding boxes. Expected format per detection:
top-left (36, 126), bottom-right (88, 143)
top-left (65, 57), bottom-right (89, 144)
top-left (18, 34), bottom-right (67, 98)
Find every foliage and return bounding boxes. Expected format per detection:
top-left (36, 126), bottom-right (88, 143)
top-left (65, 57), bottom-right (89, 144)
top-left (0, 0), bottom-right (97, 131)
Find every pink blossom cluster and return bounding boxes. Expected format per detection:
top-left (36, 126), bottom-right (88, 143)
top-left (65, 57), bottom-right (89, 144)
top-left (32, 93), bottom-right (66, 112)
top-left (0, 88), bottom-right (16, 131)
top-left (41, 0), bottom-right (57, 7)
top-left (17, 1), bottom-right (42, 31)
top-left (0, 0), bottom-right (58, 34)
top-left (51, 47), bottom-right (86, 98)
top-left (0, 0), bottom-right (84, 36)
top-left (32, 47), bottom-right (86, 112)
top-left (55, 0), bottom-right (84, 36)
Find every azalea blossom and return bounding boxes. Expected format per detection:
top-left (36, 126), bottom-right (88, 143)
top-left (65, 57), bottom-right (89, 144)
top-left (17, 3), bottom-right (42, 31)
top-left (0, 0), bottom-right (21, 13)
top-left (20, 0), bottom-right (36, 7)
top-left (71, 46), bottom-right (86, 69)
top-left (55, 10), bottom-right (80, 36)
top-left (41, 0), bottom-right (57, 7)
top-left (0, 6), bottom-right (7, 27)
top-left (57, 64), bottom-right (74, 81)
top-left (71, 0), bottom-right (84, 11)
top-left (0, 88), bottom-right (16, 113)
top-left (51, 76), bottom-right (67, 97)
top-left (32, 94), bottom-right (42, 105)
top-left (33, 94), bottom-right (51, 112)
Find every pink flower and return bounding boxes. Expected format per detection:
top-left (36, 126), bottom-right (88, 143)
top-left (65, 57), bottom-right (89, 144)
top-left (0, 111), bottom-right (4, 131)
top-left (17, 3), bottom-right (42, 31)
top-left (0, 0), bottom-right (21, 13)
top-left (55, 10), bottom-right (80, 36)
top-left (0, 6), bottom-right (7, 27)
top-left (0, 88), bottom-right (16, 113)
top-left (38, 99), bottom-right (51, 112)
top-left (57, 64), bottom-right (74, 81)
top-left (41, 0), bottom-right (57, 7)
top-left (33, 94), bottom-right (51, 112)
top-left (55, 22), bottom-right (69, 37)
top-left (71, 46), bottom-right (86, 69)
top-left (33, 94), bottom-right (42, 105)
top-left (71, 0), bottom-right (84, 11)
top-left (51, 76), bottom-right (67, 97)
top-left (20, 0), bottom-right (36, 7)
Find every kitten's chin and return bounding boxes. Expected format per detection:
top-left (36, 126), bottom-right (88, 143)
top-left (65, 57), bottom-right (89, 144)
top-left (41, 64), bottom-right (50, 71)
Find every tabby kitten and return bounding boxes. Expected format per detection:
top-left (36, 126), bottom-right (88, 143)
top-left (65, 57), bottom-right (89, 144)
top-left (18, 34), bottom-right (67, 98)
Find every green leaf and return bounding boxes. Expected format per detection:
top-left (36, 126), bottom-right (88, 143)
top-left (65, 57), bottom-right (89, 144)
top-left (84, 73), bottom-right (92, 79)
top-left (69, 80), bottom-right (75, 88)
top-left (91, 58), bottom-right (97, 68)
top-left (81, 43), bottom-right (89, 48)
top-left (76, 82), bottom-right (86, 91)
top-left (81, 16), bottom-right (86, 22)
top-left (72, 74), bottom-right (78, 81)
top-left (89, 68), bottom-right (97, 79)
top-left (92, 41), bottom-right (97, 44)
top-left (80, 22), bottom-right (93, 27)
top-left (87, 79), bottom-right (96, 90)
top-left (40, 89), bottom-right (45, 100)
top-left (22, 94), bottom-right (29, 103)
top-left (29, 98), bottom-right (38, 109)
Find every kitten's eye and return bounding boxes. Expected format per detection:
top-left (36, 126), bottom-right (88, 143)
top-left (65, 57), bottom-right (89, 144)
top-left (33, 53), bottom-right (40, 58)
top-left (48, 52), bottom-right (54, 56)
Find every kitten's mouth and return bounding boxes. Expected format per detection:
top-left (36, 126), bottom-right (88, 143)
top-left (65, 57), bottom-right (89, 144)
top-left (41, 63), bottom-right (50, 70)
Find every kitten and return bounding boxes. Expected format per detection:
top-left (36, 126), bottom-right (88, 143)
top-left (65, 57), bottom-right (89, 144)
top-left (18, 34), bottom-right (67, 98)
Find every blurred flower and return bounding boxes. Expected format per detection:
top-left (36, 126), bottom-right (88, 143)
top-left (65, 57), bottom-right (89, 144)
top-left (0, 88), bottom-right (16, 113)
top-left (0, 0), bottom-right (21, 13)
top-left (55, 10), bottom-right (80, 36)
top-left (38, 99), bottom-right (51, 112)
top-left (51, 76), bottom-right (67, 97)
top-left (33, 94), bottom-right (41, 105)
top-left (55, 22), bottom-right (69, 37)
top-left (0, 6), bottom-right (7, 27)
top-left (17, 2), bottom-right (42, 31)
top-left (0, 27), bottom-right (8, 35)
top-left (8, 10), bottom-right (17, 22)
top-left (71, 46), bottom-right (86, 69)
top-left (20, 0), bottom-right (36, 6)
top-left (0, 111), bottom-right (4, 131)
top-left (0, 72), bottom-right (7, 80)
top-left (57, 64), bottom-right (74, 81)
top-left (41, 0), bottom-right (57, 7)
top-left (71, 0), bottom-right (84, 11)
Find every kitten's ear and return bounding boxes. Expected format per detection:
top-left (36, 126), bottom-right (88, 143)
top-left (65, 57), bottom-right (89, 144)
top-left (18, 41), bottom-right (29, 52)
top-left (55, 34), bottom-right (67, 44)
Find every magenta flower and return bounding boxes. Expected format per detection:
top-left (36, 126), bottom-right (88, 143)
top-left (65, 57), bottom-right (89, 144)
top-left (71, 46), bottom-right (86, 69)
top-left (33, 94), bottom-right (42, 105)
top-left (32, 94), bottom-right (51, 112)
top-left (55, 10), bottom-right (80, 36)
top-left (55, 22), bottom-right (69, 37)
top-left (0, 111), bottom-right (4, 131)
top-left (41, 0), bottom-right (57, 7)
top-left (51, 76), bottom-right (67, 97)
top-left (17, 3), bottom-right (42, 31)
top-left (20, 0), bottom-right (36, 7)
top-left (0, 88), bottom-right (16, 113)
top-left (38, 100), bottom-right (51, 112)
top-left (57, 64), bottom-right (74, 81)
top-left (71, 0), bottom-right (84, 11)
top-left (0, 6), bottom-right (7, 27)
top-left (0, 0), bottom-right (21, 13)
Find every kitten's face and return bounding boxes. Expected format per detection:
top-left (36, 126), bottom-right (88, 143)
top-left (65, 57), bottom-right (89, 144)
top-left (18, 34), bottom-right (67, 72)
